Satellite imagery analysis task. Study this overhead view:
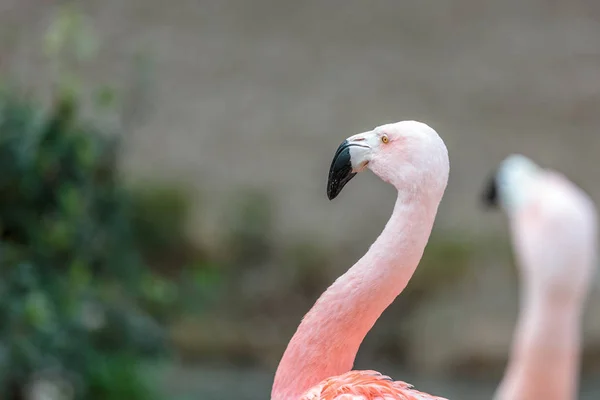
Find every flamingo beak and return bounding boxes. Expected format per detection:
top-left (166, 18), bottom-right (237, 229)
top-left (481, 171), bottom-right (499, 209)
top-left (327, 136), bottom-right (371, 200)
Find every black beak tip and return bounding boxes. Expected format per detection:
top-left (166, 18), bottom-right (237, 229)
top-left (327, 171), bottom-right (357, 201)
top-left (327, 190), bottom-right (337, 201)
top-left (327, 140), bottom-right (357, 201)
top-left (326, 182), bottom-right (336, 201)
top-left (481, 171), bottom-right (499, 209)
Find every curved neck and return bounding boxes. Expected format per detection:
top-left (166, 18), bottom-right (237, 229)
top-left (495, 282), bottom-right (583, 400)
top-left (271, 194), bottom-right (440, 400)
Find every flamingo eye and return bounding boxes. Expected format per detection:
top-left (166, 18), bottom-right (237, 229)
top-left (381, 135), bottom-right (389, 144)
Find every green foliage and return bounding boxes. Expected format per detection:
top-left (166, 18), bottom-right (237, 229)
top-left (128, 184), bottom-right (224, 317)
top-left (283, 240), bottom-right (333, 298)
top-left (130, 184), bottom-right (192, 264)
top-left (222, 189), bottom-right (274, 266)
top-left (0, 88), bottom-right (166, 398)
top-left (44, 4), bottom-right (99, 107)
top-left (86, 354), bottom-right (158, 400)
top-left (404, 234), bottom-right (474, 302)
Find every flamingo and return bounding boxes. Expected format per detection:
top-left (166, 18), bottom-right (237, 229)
top-left (271, 121), bottom-right (450, 400)
top-left (482, 154), bottom-right (598, 400)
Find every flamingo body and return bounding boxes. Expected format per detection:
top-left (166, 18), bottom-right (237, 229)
top-left (272, 121), bottom-right (449, 400)
top-left (483, 154), bottom-right (598, 400)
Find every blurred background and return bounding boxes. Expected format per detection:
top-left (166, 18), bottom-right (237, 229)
top-left (1, 1), bottom-right (600, 399)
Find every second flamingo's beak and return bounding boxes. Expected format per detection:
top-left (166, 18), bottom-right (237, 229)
top-left (327, 137), bottom-right (371, 200)
top-left (481, 171), bottom-right (499, 209)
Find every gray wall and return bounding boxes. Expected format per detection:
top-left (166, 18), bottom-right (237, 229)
top-left (3, 0), bottom-right (600, 250)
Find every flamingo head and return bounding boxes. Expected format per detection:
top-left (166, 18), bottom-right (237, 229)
top-left (326, 120), bottom-right (449, 200)
top-left (482, 154), bottom-right (598, 301)
top-left (481, 153), bottom-right (542, 215)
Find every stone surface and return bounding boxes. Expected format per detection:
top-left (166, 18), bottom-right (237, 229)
top-left (2, 0), bottom-right (600, 248)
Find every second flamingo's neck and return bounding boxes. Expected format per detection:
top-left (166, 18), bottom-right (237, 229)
top-left (272, 194), bottom-right (440, 400)
top-left (495, 285), bottom-right (583, 400)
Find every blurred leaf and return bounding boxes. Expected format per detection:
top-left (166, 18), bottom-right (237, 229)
top-left (68, 259), bottom-right (91, 291)
top-left (93, 85), bottom-right (117, 111)
top-left (44, 5), bottom-right (97, 62)
top-left (141, 275), bottom-right (178, 306)
top-left (130, 184), bottom-right (192, 261)
top-left (86, 354), bottom-right (158, 400)
top-left (24, 291), bottom-right (53, 330)
top-left (73, 26), bottom-right (98, 62)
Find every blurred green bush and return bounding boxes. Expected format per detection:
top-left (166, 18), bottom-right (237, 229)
top-left (0, 88), bottom-right (169, 399)
top-left (222, 189), bottom-right (274, 267)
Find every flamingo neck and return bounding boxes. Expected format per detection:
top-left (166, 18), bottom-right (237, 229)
top-left (271, 193), bottom-right (440, 400)
top-left (495, 284), bottom-right (583, 400)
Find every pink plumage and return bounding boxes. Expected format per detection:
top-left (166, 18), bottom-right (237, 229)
top-left (272, 121), bottom-right (450, 400)
top-left (300, 371), bottom-right (448, 400)
top-left (486, 155), bottom-right (598, 400)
